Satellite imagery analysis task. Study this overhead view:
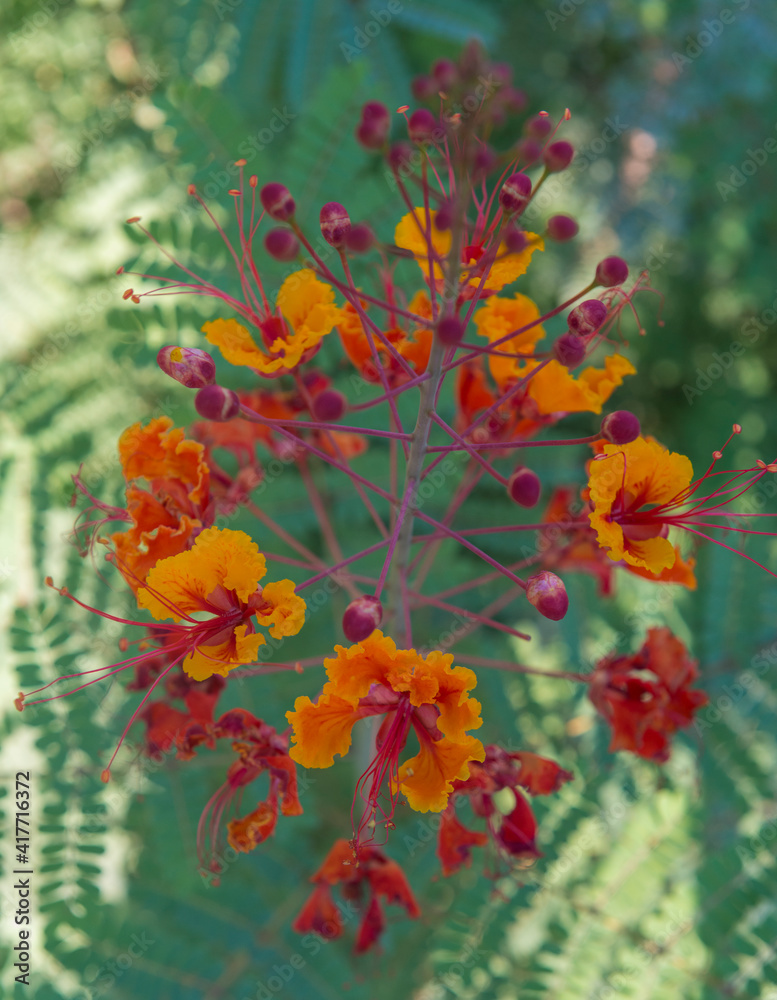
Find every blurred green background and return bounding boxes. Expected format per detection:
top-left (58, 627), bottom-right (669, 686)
top-left (2, 0), bottom-right (777, 998)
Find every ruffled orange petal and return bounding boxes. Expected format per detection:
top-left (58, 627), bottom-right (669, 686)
top-left (394, 208), bottom-right (452, 282)
top-left (227, 798), bottom-right (278, 852)
top-left (118, 417), bottom-right (209, 506)
top-left (276, 268), bottom-right (340, 346)
top-left (473, 293), bottom-right (546, 388)
top-left (203, 317), bottom-right (274, 371)
top-left (182, 626), bottom-right (265, 682)
top-left (138, 527), bottom-right (266, 620)
top-left (526, 354), bottom-right (636, 416)
top-left (286, 691), bottom-right (362, 769)
top-left (421, 652), bottom-right (482, 741)
top-left (259, 579), bottom-right (306, 639)
top-left (626, 549), bottom-right (697, 589)
top-left (397, 734), bottom-right (485, 813)
top-left (323, 631), bottom-right (422, 703)
top-left (468, 234), bottom-right (544, 292)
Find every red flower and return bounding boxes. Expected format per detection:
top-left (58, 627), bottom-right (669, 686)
top-left (293, 839), bottom-right (420, 953)
top-left (437, 744), bottom-right (573, 876)
top-left (198, 709), bottom-right (303, 876)
top-left (589, 627), bottom-right (708, 762)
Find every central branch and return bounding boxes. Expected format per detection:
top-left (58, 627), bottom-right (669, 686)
top-left (388, 161), bottom-right (469, 645)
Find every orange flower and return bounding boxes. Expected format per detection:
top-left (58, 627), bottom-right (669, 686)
top-left (516, 354), bottom-right (636, 416)
top-left (203, 269), bottom-right (341, 375)
top-left (473, 292), bottom-right (547, 386)
top-left (587, 436), bottom-right (694, 576)
top-left (337, 292), bottom-right (432, 384)
top-left (293, 838), bottom-right (419, 953)
top-left (138, 527), bottom-right (306, 681)
top-left (109, 417), bottom-right (212, 589)
top-left (286, 631), bottom-right (484, 843)
top-left (394, 208), bottom-right (543, 292)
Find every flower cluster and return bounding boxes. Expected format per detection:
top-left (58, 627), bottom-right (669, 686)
top-left (18, 44), bottom-right (776, 953)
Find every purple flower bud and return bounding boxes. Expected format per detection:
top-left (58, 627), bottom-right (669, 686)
top-left (157, 346), bottom-right (216, 389)
top-left (195, 384), bottom-right (241, 422)
top-left (499, 172), bottom-right (532, 214)
top-left (408, 108), bottom-right (439, 144)
top-left (504, 225), bottom-right (528, 254)
top-left (411, 74), bottom-right (436, 101)
top-left (568, 299), bottom-right (608, 337)
top-left (546, 214), bottom-right (579, 242)
top-left (434, 200), bottom-right (453, 231)
top-left (312, 390), bottom-right (346, 422)
top-left (356, 120), bottom-right (386, 150)
top-left (356, 103), bottom-right (390, 150)
top-left (264, 228), bottom-right (300, 261)
top-left (473, 144), bottom-right (497, 174)
top-left (516, 138), bottom-right (542, 166)
top-left (601, 410), bottom-right (641, 444)
top-left (508, 466), bottom-right (541, 507)
top-left (320, 202), bottom-right (351, 248)
top-left (526, 571), bottom-right (568, 621)
top-left (595, 256), bottom-right (629, 287)
top-left (432, 58), bottom-right (457, 90)
top-left (553, 333), bottom-right (587, 368)
top-left (344, 223), bottom-right (375, 254)
top-left (437, 315), bottom-right (464, 345)
top-left (259, 182), bottom-right (295, 222)
top-left (525, 115), bottom-right (553, 139)
top-left (387, 142), bottom-right (414, 171)
top-left (543, 140), bottom-right (575, 173)
top-left (342, 596), bottom-right (383, 643)
top-left (362, 101), bottom-right (389, 124)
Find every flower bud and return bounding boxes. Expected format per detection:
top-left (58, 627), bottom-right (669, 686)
top-left (499, 172), bottom-right (532, 214)
top-left (320, 202), bottom-right (351, 248)
top-left (362, 100), bottom-right (389, 124)
top-left (408, 108), bottom-right (439, 144)
top-left (595, 255), bottom-right (629, 287)
top-left (195, 384), bottom-right (241, 421)
top-left (259, 182), bottom-right (295, 221)
top-left (526, 571), bottom-right (568, 621)
top-left (356, 102), bottom-right (390, 149)
top-left (312, 390), bottom-right (346, 422)
top-left (504, 225), bottom-right (528, 254)
top-left (342, 596), bottom-right (383, 642)
top-left (508, 466), bottom-right (541, 507)
top-left (601, 410), bottom-right (641, 444)
top-left (433, 202), bottom-right (453, 231)
top-left (543, 140), bottom-right (575, 173)
top-left (525, 115), bottom-right (553, 139)
top-left (436, 315), bottom-right (464, 345)
top-left (553, 333), bottom-right (586, 368)
top-left (344, 223), bottom-right (375, 254)
top-left (411, 74), bottom-right (436, 101)
top-left (546, 214), bottom-right (579, 242)
top-left (387, 142), bottom-right (414, 172)
top-left (264, 228), bottom-right (300, 261)
top-left (432, 58), bottom-right (457, 90)
top-left (473, 144), bottom-right (497, 174)
top-left (516, 138), bottom-right (542, 166)
top-left (568, 299), bottom-right (608, 337)
top-left (157, 346), bottom-right (216, 389)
